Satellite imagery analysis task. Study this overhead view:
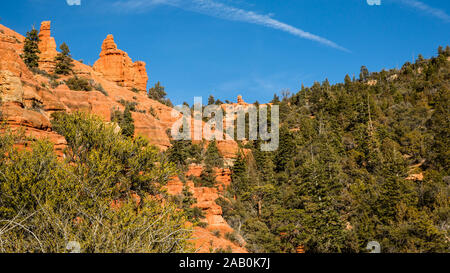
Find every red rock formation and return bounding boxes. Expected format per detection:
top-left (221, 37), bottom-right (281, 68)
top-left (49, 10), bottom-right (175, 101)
top-left (1, 22), bottom-right (243, 252)
top-left (38, 21), bottom-right (58, 73)
top-left (165, 164), bottom-right (246, 253)
top-left (93, 34), bottom-right (148, 92)
top-left (237, 95), bottom-right (246, 105)
top-left (1, 21), bottom-right (240, 154)
top-left (192, 227), bottom-right (247, 253)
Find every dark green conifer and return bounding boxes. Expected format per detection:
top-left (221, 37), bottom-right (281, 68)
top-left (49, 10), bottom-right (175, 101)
top-left (22, 28), bottom-right (40, 69)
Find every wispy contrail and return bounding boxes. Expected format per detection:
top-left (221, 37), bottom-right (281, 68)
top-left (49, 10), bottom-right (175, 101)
top-left (112, 0), bottom-right (349, 52)
top-left (394, 0), bottom-right (450, 22)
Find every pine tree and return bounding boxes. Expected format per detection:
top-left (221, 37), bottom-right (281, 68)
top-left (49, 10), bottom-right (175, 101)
top-left (271, 94), bottom-right (280, 104)
top-left (148, 82), bottom-right (167, 101)
top-left (122, 105), bottom-right (135, 137)
top-left (148, 82), bottom-right (173, 107)
top-left (426, 89), bottom-right (449, 173)
top-left (344, 74), bottom-right (352, 86)
top-left (275, 126), bottom-right (295, 172)
top-left (208, 95), bottom-right (215, 105)
top-left (22, 28), bottom-right (40, 69)
top-left (54, 42), bottom-right (74, 75)
top-left (199, 164), bottom-right (217, 187)
top-left (359, 66), bottom-right (369, 82)
top-left (230, 153), bottom-right (248, 195)
top-left (167, 140), bottom-right (190, 168)
top-left (111, 105), bottom-right (135, 138)
top-left (204, 140), bottom-right (224, 168)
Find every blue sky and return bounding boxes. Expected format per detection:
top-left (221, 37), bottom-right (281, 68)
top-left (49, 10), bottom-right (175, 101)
top-left (1, 0), bottom-right (449, 105)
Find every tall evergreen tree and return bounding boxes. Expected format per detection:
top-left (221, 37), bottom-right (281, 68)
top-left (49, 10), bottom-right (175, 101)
top-left (199, 164), bottom-right (217, 188)
top-left (208, 95), bottom-right (215, 105)
top-left (359, 66), bottom-right (369, 82)
top-left (148, 82), bottom-right (167, 101)
top-left (204, 140), bottom-right (224, 168)
top-left (22, 27), bottom-right (40, 69)
top-left (54, 42), bottom-right (74, 75)
top-left (230, 153), bottom-right (248, 195)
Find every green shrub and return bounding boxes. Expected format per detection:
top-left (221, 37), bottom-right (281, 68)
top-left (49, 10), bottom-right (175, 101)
top-left (212, 230), bottom-right (221, 238)
top-left (93, 82), bottom-right (108, 96)
top-left (225, 232), bottom-right (240, 245)
top-left (111, 106), bottom-right (135, 137)
top-left (49, 79), bottom-right (61, 89)
top-left (0, 116), bottom-right (191, 252)
top-left (65, 76), bottom-right (92, 91)
top-left (31, 100), bottom-right (43, 112)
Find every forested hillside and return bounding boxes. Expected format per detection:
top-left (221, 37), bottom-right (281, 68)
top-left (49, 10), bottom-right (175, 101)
top-left (0, 17), bottom-right (448, 252)
top-left (219, 47), bottom-right (450, 253)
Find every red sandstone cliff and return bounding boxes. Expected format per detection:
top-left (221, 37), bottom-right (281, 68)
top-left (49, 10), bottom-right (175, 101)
top-left (165, 164), bottom-right (247, 253)
top-left (0, 21), bottom-right (243, 252)
top-left (38, 21), bottom-right (58, 73)
top-left (93, 34), bottom-right (148, 92)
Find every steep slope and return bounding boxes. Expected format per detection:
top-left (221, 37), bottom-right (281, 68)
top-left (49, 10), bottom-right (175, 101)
top-left (0, 21), bottom-right (240, 154)
top-left (166, 164), bottom-right (247, 253)
top-left (0, 21), bottom-right (243, 253)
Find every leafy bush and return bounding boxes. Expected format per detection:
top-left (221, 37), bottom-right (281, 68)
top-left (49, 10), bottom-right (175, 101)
top-left (49, 79), bottom-right (61, 89)
top-left (0, 112), bottom-right (193, 253)
top-left (117, 99), bottom-right (138, 111)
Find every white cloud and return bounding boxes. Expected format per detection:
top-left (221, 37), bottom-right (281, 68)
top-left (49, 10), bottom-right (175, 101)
top-left (112, 0), bottom-right (349, 52)
top-left (67, 0), bottom-right (81, 5)
top-left (395, 0), bottom-right (450, 22)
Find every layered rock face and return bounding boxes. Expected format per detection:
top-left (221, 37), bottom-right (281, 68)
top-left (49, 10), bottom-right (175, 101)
top-left (0, 21), bottom-right (243, 252)
top-left (0, 23), bottom-right (66, 154)
top-left (93, 35), bottom-right (148, 92)
top-left (166, 164), bottom-right (247, 253)
top-left (38, 21), bottom-right (58, 72)
top-left (0, 70), bottom-right (23, 104)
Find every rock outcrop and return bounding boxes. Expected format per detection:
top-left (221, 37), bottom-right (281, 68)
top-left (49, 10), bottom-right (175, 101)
top-left (38, 21), bottom-right (58, 73)
top-left (165, 164), bottom-right (247, 253)
top-left (0, 21), bottom-right (243, 252)
top-left (0, 70), bottom-right (24, 105)
top-left (1, 21), bottom-right (240, 155)
top-left (237, 95), bottom-right (246, 105)
top-left (93, 35), bottom-right (148, 92)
